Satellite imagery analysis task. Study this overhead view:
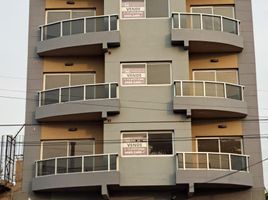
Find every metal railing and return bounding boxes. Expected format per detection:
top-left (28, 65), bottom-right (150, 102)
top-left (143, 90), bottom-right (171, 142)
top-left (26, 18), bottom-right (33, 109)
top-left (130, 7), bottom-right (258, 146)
top-left (40, 14), bottom-right (119, 41)
top-left (174, 80), bottom-right (244, 101)
top-left (38, 82), bottom-right (118, 107)
top-left (35, 153), bottom-right (118, 177)
top-left (177, 152), bottom-right (249, 172)
top-left (172, 12), bottom-right (240, 35)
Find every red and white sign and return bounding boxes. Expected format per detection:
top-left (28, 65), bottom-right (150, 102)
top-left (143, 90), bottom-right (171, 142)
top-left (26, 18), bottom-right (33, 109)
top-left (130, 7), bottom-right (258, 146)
top-left (122, 134), bottom-right (147, 156)
top-left (122, 65), bottom-right (146, 85)
top-left (122, 0), bottom-right (145, 19)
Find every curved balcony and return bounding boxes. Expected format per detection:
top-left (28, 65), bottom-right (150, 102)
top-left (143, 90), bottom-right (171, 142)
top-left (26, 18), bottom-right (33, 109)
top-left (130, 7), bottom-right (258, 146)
top-left (37, 15), bottom-right (120, 56)
top-left (32, 154), bottom-right (119, 191)
top-left (173, 80), bottom-right (247, 118)
top-left (36, 83), bottom-right (120, 121)
top-left (171, 13), bottom-right (243, 53)
top-left (176, 152), bottom-right (252, 189)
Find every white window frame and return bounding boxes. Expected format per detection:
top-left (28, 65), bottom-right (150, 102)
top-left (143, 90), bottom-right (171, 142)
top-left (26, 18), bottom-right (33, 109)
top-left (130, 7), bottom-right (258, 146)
top-left (40, 139), bottom-right (95, 160)
top-left (45, 9), bottom-right (97, 24)
top-left (190, 6), bottom-right (235, 18)
top-left (196, 137), bottom-right (244, 154)
top-left (120, 0), bottom-right (170, 19)
top-left (120, 62), bottom-right (172, 87)
top-left (121, 131), bottom-right (174, 157)
top-left (43, 73), bottom-right (96, 90)
top-left (192, 69), bottom-right (239, 84)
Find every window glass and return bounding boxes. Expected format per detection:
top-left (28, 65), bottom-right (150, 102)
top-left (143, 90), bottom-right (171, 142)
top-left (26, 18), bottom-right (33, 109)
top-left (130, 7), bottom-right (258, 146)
top-left (216, 71), bottom-right (238, 84)
top-left (147, 63), bottom-right (170, 84)
top-left (72, 10), bottom-right (96, 19)
top-left (42, 140), bottom-right (95, 159)
top-left (122, 132), bottom-right (173, 156)
top-left (148, 133), bottom-right (172, 155)
top-left (121, 0), bottom-right (169, 18)
top-left (45, 74), bottom-right (69, 90)
top-left (47, 11), bottom-right (70, 23)
top-left (198, 139), bottom-right (219, 152)
top-left (191, 7), bottom-right (212, 14)
top-left (70, 74), bottom-right (95, 86)
top-left (193, 70), bottom-right (238, 84)
top-left (146, 0), bottom-right (169, 18)
top-left (213, 7), bottom-right (234, 18)
top-left (220, 138), bottom-right (242, 154)
top-left (42, 142), bottom-right (68, 159)
top-left (194, 71), bottom-right (215, 81)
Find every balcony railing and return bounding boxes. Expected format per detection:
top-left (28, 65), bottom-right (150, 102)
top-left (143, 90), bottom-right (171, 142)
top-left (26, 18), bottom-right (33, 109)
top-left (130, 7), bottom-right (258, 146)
top-left (174, 80), bottom-right (244, 101)
top-left (172, 12), bottom-right (240, 35)
top-left (177, 152), bottom-right (249, 172)
top-left (40, 14), bottom-right (119, 41)
top-left (35, 154), bottom-right (118, 177)
top-left (38, 83), bottom-right (118, 107)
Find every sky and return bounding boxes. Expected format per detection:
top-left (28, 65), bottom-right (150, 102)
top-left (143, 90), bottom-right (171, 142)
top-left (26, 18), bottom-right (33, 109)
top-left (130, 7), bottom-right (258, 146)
top-left (0, 0), bottom-right (267, 188)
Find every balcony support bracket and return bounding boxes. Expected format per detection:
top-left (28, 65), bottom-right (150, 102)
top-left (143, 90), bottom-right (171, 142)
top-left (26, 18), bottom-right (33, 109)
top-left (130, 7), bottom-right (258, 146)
top-left (188, 183), bottom-right (194, 197)
top-left (103, 43), bottom-right (108, 53)
top-left (183, 40), bottom-right (189, 50)
top-left (102, 184), bottom-right (110, 200)
top-left (186, 109), bottom-right (191, 118)
top-left (102, 111), bottom-right (108, 119)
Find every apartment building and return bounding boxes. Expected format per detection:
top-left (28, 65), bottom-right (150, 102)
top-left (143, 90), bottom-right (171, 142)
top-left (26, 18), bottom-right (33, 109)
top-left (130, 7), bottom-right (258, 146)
top-left (21, 0), bottom-right (265, 199)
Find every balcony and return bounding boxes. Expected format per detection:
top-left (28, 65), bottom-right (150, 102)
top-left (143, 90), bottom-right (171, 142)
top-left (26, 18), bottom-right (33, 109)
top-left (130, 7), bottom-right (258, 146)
top-left (171, 13), bottom-right (243, 53)
top-left (37, 15), bottom-right (120, 56)
top-left (32, 154), bottom-right (119, 191)
top-left (173, 80), bottom-right (247, 118)
top-left (176, 152), bottom-right (252, 189)
top-left (35, 83), bottom-right (120, 121)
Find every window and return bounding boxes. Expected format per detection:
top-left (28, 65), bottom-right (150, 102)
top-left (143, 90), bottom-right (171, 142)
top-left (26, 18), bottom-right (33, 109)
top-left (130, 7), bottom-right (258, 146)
top-left (121, 63), bottom-right (171, 86)
top-left (44, 73), bottom-right (96, 90)
top-left (197, 137), bottom-right (243, 154)
top-left (41, 140), bottom-right (95, 159)
top-left (193, 70), bottom-right (238, 84)
top-left (121, 0), bottom-right (169, 19)
top-left (46, 9), bottom-right (96, 24)
top-left (191, 6), bottom-right (235, 18)
top-left (122, 132), bottom-right (173, 156)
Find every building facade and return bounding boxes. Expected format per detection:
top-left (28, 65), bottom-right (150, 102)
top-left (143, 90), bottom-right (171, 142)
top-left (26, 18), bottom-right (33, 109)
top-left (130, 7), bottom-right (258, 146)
top-left (21, 0), bottom-right (265, 199)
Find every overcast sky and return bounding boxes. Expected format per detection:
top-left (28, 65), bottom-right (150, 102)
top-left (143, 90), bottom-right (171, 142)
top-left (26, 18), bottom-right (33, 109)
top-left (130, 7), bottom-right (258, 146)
top-left (0, 0), bottom-right (267, 188)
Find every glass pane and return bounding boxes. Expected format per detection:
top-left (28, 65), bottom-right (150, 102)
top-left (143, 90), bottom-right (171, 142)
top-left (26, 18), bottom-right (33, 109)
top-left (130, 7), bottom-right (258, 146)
top-left (185, 153), bottom-right (207, 169)
top-left (86, 84), bottom-right (109, 99)
top-left (41, 89), bottom-right (60, 105)
top-left (182, 82), bottom-right (204, 96)
top-left (69, 140), bottom-right (94, 156)
top-left (180, 14), bottom-right (201, 29)
top-left (45, 74), bottom-right (69, 90)
top-left (177, 153), bottom-right (184, 169)
top-left (202, 15), bottom-right (213, 30)
top-left (191, 7), bottom-right (213, 15)
top-left (110, 15), bottom-right (118, 31)
top-left (61, 88), bottom-right (70, 102)
top-left (37, 159), bottom-right (55, 176)
top-left (223, 18), bottom-right (238, 34)
top-left (63, 19), bottom-right (84, 36)
top-left (148, 133), bottom-right (172, 155)
top-left (212, 16), bottom-right (221, 31)
top-left (110, 83), bottom-right (118, 98)
top-left (70, 74), bottom-right (95, 86)
top-left (209, 154), bottom-right (229, 170)
top-left (194, 71), bottom-right (215, 81)
top-left (110, 154), bottom-right (117, 170)
top-left (86, 17), bottom-right (109, 32)
top-left (231, 155), bottom-right (247, 171)
top-left (146, 0), bottom-right (169, 18)
top-left (216, 70), bottom-right (238, 84)
top-left (220, 138), bottom-right (242, 154)
top-left (43, 23), bottom-right (61, 40)
top-left (198, 139), bottom-right (219, 152)
top-left (57, 157), bottom-right (82, 174)
top-left (57, 158), bottom-right (67, 173)
top-left (226, 84), bottom-right (242, 100)
top-left (213, 7), bottom-right (235, 18)
top-left (205, 82), bottom-right (224, 97)
top-left (47, 11), bottom-right (70, 23)
top-left (174, 82), bottom-right (181, 96)
top-left (69, 86), bottom-right (84, 101)
top-left (173, 13), bottom-right (179, 28)
top-left (42, 142), bottom-right (67, 159)
top-left (86, 155), bottom-right (108, 171)
top-left (72, 9), bottom-right (96, 18)
top-left (147, 63), bottom-right (170, 85)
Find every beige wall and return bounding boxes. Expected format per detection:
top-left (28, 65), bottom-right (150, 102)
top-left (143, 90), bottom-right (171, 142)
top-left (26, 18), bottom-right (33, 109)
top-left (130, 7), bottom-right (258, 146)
top-left (189, 53), bottom-right (238, 79)
top-left (187, 0), bottom-right (234, 12)
top-left (46, 0), bottom-right (104, 15)
top-left (41, 122), bottom-right (103, 154)
top-left (43, 56), bottom-right (104, 84)
top-left (192, 120), bottom-right (242, 151)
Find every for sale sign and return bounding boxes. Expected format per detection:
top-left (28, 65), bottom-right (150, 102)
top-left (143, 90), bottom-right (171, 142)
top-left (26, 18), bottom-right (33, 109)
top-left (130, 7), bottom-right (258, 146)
top-left (122, 65), bottom-right (146, 85)
top-left (122, 133), bottom-right (147, 156)
top-left (122, 0), bottom-right (145, 19)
